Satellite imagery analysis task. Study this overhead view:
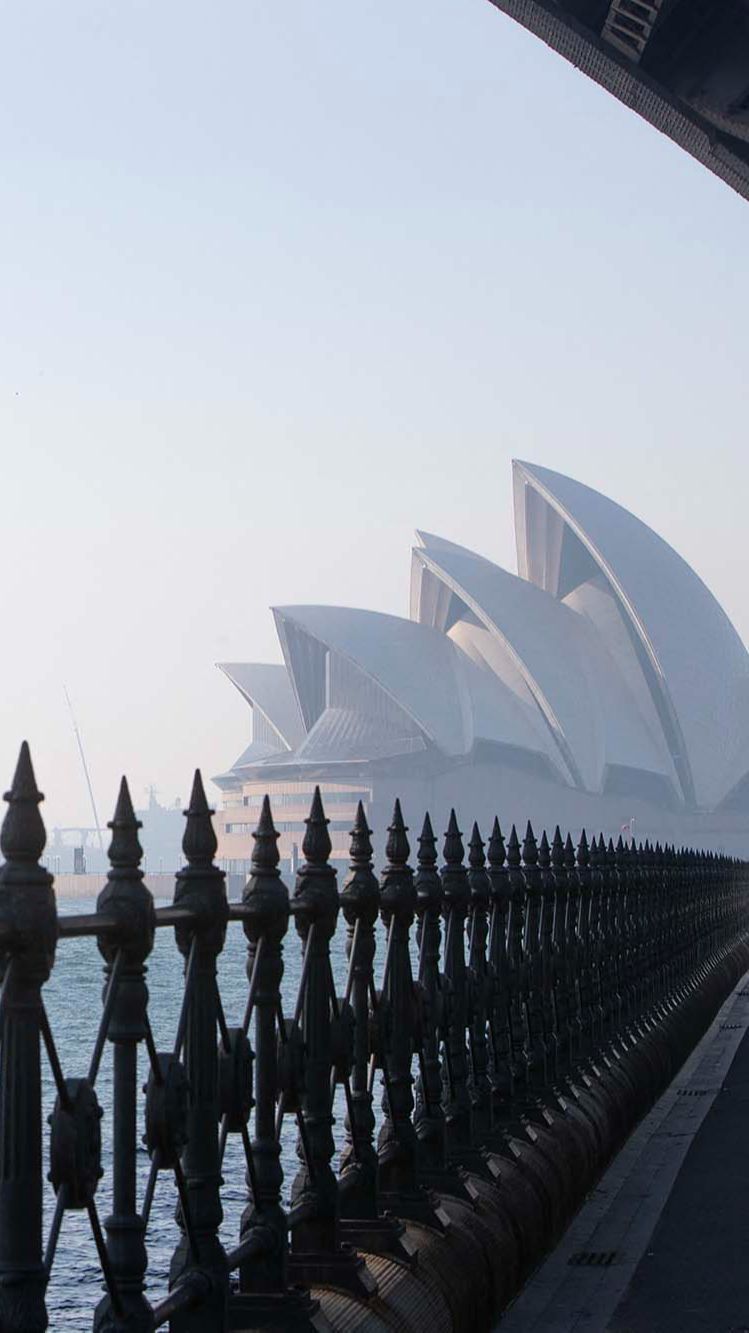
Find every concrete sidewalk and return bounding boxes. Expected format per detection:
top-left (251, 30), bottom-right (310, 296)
top-left (499, 973), bottom-right (749, 1332)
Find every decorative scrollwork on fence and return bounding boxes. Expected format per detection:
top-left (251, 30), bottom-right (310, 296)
top-left (0, 740), bottom-right (746, 1332)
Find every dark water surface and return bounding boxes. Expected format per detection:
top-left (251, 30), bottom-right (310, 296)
top-left (45, 897), bottom-right (359, 1329)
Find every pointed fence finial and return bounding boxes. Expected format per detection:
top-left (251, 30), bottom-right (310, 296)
top-left (250, 794), bottom-right (280, 874)
top-left (598, 833), bottom-right (608, 870)
top-left (576, 829), bottom-right (590, 867)
top-left (487, 817), bottom-right (506, 869)
top-left (1, 741), bottom-right (47, 864)
top-left (340, 798), bottom-right (380, 952)
top-left (551, 825), bottom-right (564, 869)
top-left (174, 766), bottom-right (226, 954)
top-left (466, 818), bottom-right (492, 1126)
top-left (182, 769), bottom-right (218, 868)
top-left (538, 829), bottom-right (550, 869)
top-left (96, 758), bottom-right (156, 1331)
top-left (507, 824), bottom-right (521, 868)
top-left (468, 821), bottom-right (485, 870)
top-left (443, 809), bottom-right (464, 865)
top-left (171, 767), bottom-right (228, 1301)
top-left (302, 785), bottom-right (332, 865)
top-left (439, 808), bottom-right (473, 1149)
top-left (522, 820), bottom-right (538, 866)
top-left (349, 800), bottom-right (374, 867)
top-left (107, 776), bottom-right (143, 868)
top-left (485, 812), bottom-right (513, 1106)
top-left (417, 811), bottom-right (438, 870)
top-left (385, 798), bottom-right (410, 866)
top-left (0, 744), bottom-right (57, 1327)
top-left (413, 807), bottom-right (449, 1192)
top-left (467, 822), bottom-right (489, 908)
top-left (0, 741), bottom-right (56, 985)
top-left (97, 775), bottom-right (154, 969)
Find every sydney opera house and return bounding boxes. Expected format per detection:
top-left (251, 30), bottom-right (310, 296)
top-left (213, 462), bottom-right (749, 868)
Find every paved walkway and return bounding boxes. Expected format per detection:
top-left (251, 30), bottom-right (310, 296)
top-left (499, 973), bottom-right (749, 1332)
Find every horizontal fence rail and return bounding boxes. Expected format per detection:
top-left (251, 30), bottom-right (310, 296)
top-left (0, 741), bottom-right (747, 1331)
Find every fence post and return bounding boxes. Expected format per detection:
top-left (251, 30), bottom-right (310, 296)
top-left (630, 844), bottom-right (647, 1026)
top-left (587, 836), bottom-right (633, 1114)
top-left (540, 829), bottom-right (600, 1184)
top-left (564, 833), bottom-right (583, 1065)
top-left (95, 779), bottom-right (156, 1332)
top-left (575, 832), bottom-right (595, 1057)
top-left (549, 828), bottom-right (570, 1076)
top-left (233, 797), bottom-right (322, 1329)
top-left (338, 802), bottom-right (379, 1227)
top-left (616, 838), bottom-right (634, 1029)
top-left (487, 819), bottom-right (513, 1111)
top-left (339, 804), bottom-right (414, 1262)
top-left (378, 802), bottom-right (447, 1230)
top-left (640, 843), bottom-right (655, 1014)
top-left (537, 831), bottom-right (558, 1086)
top-left (441, 811), bottom-right (474, 1151)
top-left (521, 823), bottom-right (548, 1093)
top-left (0, 743), bottom-right (56, 1333)
top-left (414, 812), bottom-right (447, 1171)
top-left (588, 837), bottom-right (605, 1047)
top-left (289, 789), bottom-right (374, 1298)
top-left (467, 823), bottom-right (493, 1140)
top-left (601, 838), bottom-right (619, 1041)
top-left (662, 846), bottom-right (677, 1003)
top-left (551, 830), bottom-right (600, 1113)
top-left (677, 847), bottom-right (693, 996)
top-left (506, 826), bottom-right (530, 1097)
top-left (412, 814), bottom-right (472, 1209)
top-left (647, 847), bottom-right (658, 1013)
top-left (687, 849), bottom-right (698, 949)
top-left (632, 842), bottom-right (652, 1028)
top-left (169, 771), bottom-right (229, 1330)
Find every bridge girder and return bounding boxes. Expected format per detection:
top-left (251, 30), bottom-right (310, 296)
top-left (486, 0), bottom-right (749, 201)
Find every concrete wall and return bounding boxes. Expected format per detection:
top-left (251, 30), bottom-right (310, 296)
top-left (53, 872), bottom-right (178, 901)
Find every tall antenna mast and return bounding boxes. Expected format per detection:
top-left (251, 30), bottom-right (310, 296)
top-left (63, 685), bottom-right (105, 856)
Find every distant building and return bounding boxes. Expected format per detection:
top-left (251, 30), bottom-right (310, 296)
top-left (214, 462), bottom-right (749, 865)
top-left (48, 789), bottom-right (185, 876)
top-left (137, 789), bottom-right (185, 873)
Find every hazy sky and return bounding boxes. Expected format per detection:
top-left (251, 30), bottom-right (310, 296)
top-left (1, 1), bottom-right (747, 833)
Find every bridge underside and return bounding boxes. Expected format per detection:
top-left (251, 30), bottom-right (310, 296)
top-left (486, 0), bottom-right (749, 202)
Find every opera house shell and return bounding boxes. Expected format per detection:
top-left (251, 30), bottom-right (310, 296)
top-left (214, 462), bottom-right (749, 867)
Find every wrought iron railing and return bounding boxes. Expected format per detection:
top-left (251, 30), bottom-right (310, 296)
top-left (0, 741), bottom-right (746, 1331)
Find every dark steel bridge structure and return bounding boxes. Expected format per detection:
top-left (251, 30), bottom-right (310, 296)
top-left (486, 0), bottom-right (749, 201)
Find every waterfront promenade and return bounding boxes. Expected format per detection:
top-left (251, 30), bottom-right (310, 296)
top-left (500, 971), bottom-right (749, 1333)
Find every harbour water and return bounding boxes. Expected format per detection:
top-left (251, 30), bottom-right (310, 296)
top-left (45, 896), bottom-right (359, 1329)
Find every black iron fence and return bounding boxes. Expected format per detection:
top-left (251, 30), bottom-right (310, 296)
top-left (0, 741), bottom-right (747, 1332)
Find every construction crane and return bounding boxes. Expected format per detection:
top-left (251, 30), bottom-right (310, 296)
top-left (63, 686), bottom-right (105, 857)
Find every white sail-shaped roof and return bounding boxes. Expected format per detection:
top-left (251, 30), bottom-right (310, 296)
top-left (513, 461), bottom-right (749, 809)
top-left (411, 534), bottom-right (679, 800)
top-left (216, 463), bottom-right (749, 818)
top-left (273, 604), bottom-right (561, 770)
top-left (217, 663), bottom-right (305, 752)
